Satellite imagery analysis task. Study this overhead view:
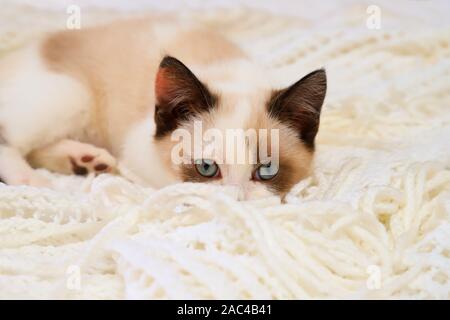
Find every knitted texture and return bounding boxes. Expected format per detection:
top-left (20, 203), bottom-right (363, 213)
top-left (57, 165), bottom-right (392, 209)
top-left (0, 1), bottom-right (449, 299)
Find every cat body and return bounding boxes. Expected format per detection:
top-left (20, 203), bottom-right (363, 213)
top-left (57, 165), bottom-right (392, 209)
top-left (0, 17), bottom-right (326, 200)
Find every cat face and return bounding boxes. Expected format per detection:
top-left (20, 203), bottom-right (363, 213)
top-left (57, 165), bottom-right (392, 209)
top-left (153, 56), bottom-right (326, 200)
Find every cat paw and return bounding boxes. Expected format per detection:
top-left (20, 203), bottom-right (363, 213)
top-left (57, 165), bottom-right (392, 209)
top-left (69, 147), bottom-right (117, 176)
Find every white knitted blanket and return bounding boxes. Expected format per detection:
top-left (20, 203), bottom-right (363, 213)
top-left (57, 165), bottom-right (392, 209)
top-left (1, 1), bottom-right (449, 299)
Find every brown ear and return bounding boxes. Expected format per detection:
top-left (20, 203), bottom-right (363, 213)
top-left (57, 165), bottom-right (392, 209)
top-left (267, 69), bottom-right (326, 150)
top-left (154, 56), bottom-right (217, 138)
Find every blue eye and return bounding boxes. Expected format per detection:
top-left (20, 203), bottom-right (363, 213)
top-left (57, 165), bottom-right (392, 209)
top-left (194, 159), bottom-right (219, 178)
top-left (253, 162), bottom-right (278, 181)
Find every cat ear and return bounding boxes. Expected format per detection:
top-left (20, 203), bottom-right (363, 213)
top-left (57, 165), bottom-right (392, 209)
top-left (267, 69), bottom-right (326, 150)
top-left (154, 56), bottom-right (217, 138)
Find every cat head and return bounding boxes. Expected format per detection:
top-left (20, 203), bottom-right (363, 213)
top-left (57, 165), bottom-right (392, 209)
top-left (153, 56), bottom-right (326, 200)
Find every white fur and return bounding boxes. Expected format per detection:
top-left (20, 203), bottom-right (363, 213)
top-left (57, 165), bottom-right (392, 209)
top-left (0, 43), bottom-right (91, 154)
top-left (120, 116), bottom-right (178, 188)
top-left (197, 59), bottom-right (270, 94)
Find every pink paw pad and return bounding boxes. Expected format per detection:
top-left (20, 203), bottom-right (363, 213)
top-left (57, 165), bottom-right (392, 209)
top-left (81, 155), bottom-right (94, 163)
top-left (69, 149), bottom-right (115, 176)
top-left (94, 163), bottom-right (108, 172)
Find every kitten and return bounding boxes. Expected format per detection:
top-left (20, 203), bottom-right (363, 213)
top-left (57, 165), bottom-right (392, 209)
top-left (0, 18), bottom-right (326, 200)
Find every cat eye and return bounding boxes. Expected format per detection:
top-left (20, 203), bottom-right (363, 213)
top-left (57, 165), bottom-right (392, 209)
top-left (194, 159), bottom-right (220, 178)
top-left (253, 162), bottom-right (278, 181)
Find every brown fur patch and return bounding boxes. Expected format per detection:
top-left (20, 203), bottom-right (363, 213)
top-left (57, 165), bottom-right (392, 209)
top-left (262, 151), bottom-right (311, 195)
top-left (246, 103), bottom-right (314, 196)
